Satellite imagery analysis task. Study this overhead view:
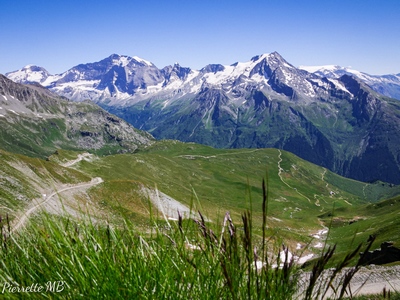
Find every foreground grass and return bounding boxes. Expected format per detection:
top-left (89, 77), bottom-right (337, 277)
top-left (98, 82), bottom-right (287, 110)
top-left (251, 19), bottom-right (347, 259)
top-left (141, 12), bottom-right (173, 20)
top-left (0, 213), bottom-right (298, 299)
top-left (0, 180), bottom-right (389, 300)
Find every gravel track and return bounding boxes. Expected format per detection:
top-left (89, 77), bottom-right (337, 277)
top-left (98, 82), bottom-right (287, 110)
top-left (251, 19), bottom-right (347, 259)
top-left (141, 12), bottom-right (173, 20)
top-left (297, 265), bottom-right (400, 299)
top-left (11, 177), bottom-right (103, 233)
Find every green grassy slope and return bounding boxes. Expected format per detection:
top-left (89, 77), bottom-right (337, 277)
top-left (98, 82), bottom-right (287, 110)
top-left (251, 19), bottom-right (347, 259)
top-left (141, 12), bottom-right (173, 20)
top-left (1, 139), bottom-right (399, 255)
top-left (324, 194), bottom-right (400, 256)
top-left (65, 140), bottom-right (400, 249)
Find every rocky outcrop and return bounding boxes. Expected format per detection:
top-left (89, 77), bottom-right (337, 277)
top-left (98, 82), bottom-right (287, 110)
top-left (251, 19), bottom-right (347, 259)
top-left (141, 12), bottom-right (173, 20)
top-left (360, 242), bottom-right (400, 265)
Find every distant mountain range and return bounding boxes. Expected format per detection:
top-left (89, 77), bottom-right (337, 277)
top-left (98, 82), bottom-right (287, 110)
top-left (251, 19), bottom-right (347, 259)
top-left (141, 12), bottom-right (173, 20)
top-left (5, 53), bottom-right (400, 184)
top-left (6, 53), bottom-right (400, 103)
top-left (299, 65), bottom-right (400, 100)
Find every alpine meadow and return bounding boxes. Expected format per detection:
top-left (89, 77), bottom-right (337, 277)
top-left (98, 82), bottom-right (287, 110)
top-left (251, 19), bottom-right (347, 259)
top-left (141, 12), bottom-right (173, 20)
top-left (2, 47), bottom-right (400, 299)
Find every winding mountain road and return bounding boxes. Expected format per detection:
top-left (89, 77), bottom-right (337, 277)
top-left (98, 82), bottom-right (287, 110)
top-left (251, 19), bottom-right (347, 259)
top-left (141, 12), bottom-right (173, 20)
top-left (277, 150), bottom-right (312, 203)
top-left (11, 177), bottom-right (103, 233)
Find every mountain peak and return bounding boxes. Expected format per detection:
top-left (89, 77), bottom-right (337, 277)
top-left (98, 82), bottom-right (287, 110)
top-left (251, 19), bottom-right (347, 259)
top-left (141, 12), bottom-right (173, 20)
top-left (22, 64), bottom-right (43, 70)
top-left (108, 54), bottom-right (132, 67)
top-left (250, 52), bottom-right (274, 62)
top-left (5, 65), bottom-right (50, 84)
top-left (104, 54), bottom-right (154, 68)
top-left (201, 64), bottom-right (225, 74)
top-left (161, 63), bottom-right (191, 86)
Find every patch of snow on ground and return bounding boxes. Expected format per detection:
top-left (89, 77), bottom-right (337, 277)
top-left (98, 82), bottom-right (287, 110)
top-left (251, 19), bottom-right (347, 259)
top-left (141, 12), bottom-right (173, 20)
top-left (202, 56), bottom-right (269, 86)
top-left (250, 73), bottom-right (269, 84)
top-left (311, 227), bottom-right (328, 248)
top-left (42, 74), bottom-right (62, 86)
top-left (116, 56), bottom-right (130, 67)
top-left (312, 229), bottom-right (328, 239)
top-left (1, 95), bottom-right (7, 101)
top-left (254, 260), bottom-right (266, 271)
top-left (252, 246), bottom-right (318, 270)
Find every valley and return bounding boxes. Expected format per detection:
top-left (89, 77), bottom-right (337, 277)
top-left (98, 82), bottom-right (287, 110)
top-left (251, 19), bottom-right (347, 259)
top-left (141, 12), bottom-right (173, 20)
top-left (1, 53), bottom-right (400, 299)
top-left (3, 141), bottom-right (400, 259)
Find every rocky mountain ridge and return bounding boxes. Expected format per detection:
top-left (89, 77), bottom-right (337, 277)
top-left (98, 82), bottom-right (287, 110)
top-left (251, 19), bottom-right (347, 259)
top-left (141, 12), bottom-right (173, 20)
top-left (6, 52), bottom-right (400, 103)
top-left (0, 74), bottom-right (154, 157)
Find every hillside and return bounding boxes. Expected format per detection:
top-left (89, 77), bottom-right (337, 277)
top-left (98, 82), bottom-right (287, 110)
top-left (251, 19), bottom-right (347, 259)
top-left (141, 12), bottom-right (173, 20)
top-left (1, 133), bottom-right (399, 254)
top-left (52, 141), bottom-right (400, 254)
top-left (0, 75), bottom-right (154, 158)
top-left (0, 148), bottom-right (93, 224)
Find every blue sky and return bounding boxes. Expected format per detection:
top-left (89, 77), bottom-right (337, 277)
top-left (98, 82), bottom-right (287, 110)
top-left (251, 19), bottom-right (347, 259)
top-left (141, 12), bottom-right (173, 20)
top-left (1, 0), bottom-right (399, 75)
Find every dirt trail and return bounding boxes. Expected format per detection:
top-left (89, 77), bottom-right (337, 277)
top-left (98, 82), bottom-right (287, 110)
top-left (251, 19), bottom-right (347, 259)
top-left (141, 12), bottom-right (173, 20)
top-left (277, 149), bottom-right (292, 188)
top-left (11, 177), bottom-right (103, 233)
top-left (297, 265), bottom-right (400, 299)
top-left (60, 152), bottom-right (93, 167)
top-left (176, 148), bottom-right (260, 160)
top-left (277, 150), bottom-right (311, 203)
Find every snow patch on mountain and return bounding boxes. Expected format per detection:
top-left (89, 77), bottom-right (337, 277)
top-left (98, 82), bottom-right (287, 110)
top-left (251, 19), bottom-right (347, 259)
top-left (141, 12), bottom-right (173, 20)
top-left (327, 78), bottom-right (351, 95)
top-left (299, 65), bottom-right (341, 73)
top-left (132, 56), bottom-right (153, 66)
top-left (7, 65), bottom-right (50, 84)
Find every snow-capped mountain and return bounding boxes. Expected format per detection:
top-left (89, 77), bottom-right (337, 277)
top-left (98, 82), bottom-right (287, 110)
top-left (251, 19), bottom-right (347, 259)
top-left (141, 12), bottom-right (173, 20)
top-left (5, 52), bottom-right (400, 184)
top-left (299, 65), bottom-right (400, 100)
top-left (5, 52), bottom-right (355, 106)
top-left (8, 65), bottom-right (51, 85)
top-left (7, 53), bottom-right (400, 106)
top-left (7, 54), bottom-right (165, 103)
top-left (7, 52), bottom-right (400, 107)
